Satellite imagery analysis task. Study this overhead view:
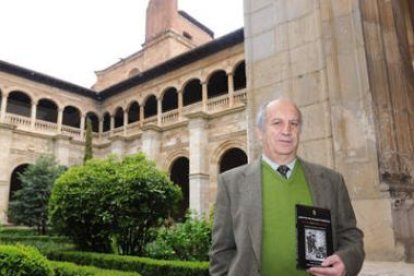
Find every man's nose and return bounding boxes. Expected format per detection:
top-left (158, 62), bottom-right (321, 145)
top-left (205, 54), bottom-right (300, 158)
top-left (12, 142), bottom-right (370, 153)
top-left (281, 123), bottom-right (291, 134)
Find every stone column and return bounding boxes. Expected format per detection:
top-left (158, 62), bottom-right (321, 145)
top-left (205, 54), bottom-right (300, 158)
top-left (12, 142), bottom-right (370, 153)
top-left (187, 112), bottom-right (210, 216)
top-left (57, 108), bottom-right (63, 133)
top-left (141, 124), bottom-right (161, 163)
top-left (243, 0), bottom-right (404, 261)
top-left (30, 101), bottom-right (37, 129)
top-left (201, 81), bottom-right (208, 112)
top-left (178, 89), bottom-right (183, 119)
top-left (110, 136), bottom-right (126, 157)
top-left (98, 118), bottom-right (103, 139)
top-left (157, 97), bottom-right (162, 126)
top-left (0, 92), bottom-right (8, 123)
top-left (0, 123), bottom-right (14, 223)
top-left (80, 115), bottom-right (85, 139)
top-left (110, 115), bottom-right (115, 135)
top-left (53, 134), bottom-right (72, 168)
top-left (140, 106), bottom-right (144, 127)
top-left (227, 72), bottom-right (234, 107)
top-left (123, 110), bottom-right (128, 136)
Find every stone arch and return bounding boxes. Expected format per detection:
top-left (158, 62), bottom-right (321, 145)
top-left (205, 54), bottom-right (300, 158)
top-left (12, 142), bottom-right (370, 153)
top-left (37, 98), bottom-right (58, 123)
top-left (210, 140), bottom-right (247, 184)
top-left (207, 70), bottom-right (228, 98)
top-left (85, 111), bottom-right (99, 132)
top-left (143, 94), bottom-right (157, 118)
top-left (7, 90), bottom-right (32, 117)
top-left (102, 111), bottom-right (111, 132)
top-left (233, 60), bottom-right (246, 91)
top-left (183, 78), bottom-right (202, 106)
top-left (113, 106), bottom-right (124, 128)
top-left (168, 156), bottom-right (190, 221)
top-left (219, 148), bottom-right (248, 173)
top-left (210, 140), bottom-right (247, 165)
top-left (161, 87), bottom-right (178, 112)
top-left (127, 101), bottom-right (140, 124)
top-left (62, 105), bottom-right (81, 128)
top-left (128, 67), bottom-right (140, 78)
top-left (7, 163), bottom-right (31, 223)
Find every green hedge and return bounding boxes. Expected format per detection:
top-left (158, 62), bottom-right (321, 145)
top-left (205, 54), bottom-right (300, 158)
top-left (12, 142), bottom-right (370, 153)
top-left (0, 244), bottom-right (53, 276)
top-left (48, 250), bottom-right (209, 276)
top-left (50, 261), bottom-right (141, 276)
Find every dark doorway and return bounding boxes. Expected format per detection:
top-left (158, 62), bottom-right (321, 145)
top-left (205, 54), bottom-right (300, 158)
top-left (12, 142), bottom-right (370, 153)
top-left (169, 157), bottom-right (190, 221)
top-left (9, 164), bottom-right (29, 203)
top-left (219, 148), bottom-right (248, 173)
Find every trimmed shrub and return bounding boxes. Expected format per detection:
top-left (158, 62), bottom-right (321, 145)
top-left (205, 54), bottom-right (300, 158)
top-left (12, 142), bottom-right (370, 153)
top-left (144, 216), bottom-right (211, 261)
top-left (0, 244), bottom-right (53, 276)
top-left (49, 153), bottom-right (181, 255)
top-left (47, 250), bottom-right (209, 276)
top-left (50, 260), bottom-right (141, 276)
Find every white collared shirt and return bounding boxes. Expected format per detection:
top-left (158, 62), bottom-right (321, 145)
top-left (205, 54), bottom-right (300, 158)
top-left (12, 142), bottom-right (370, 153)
top-left (262, 154), bottom-right (296, 179)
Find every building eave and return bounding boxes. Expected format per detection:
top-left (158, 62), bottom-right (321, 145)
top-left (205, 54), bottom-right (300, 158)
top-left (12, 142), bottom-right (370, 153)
top-left (99, 28), bottom-right (244, 100)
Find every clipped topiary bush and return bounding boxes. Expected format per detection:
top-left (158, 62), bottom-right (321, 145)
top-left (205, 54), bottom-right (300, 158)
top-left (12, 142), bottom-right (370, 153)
top-left (49, 153), bottom-right (181, 255)
top-left (0, 244), bottom-right (53, 276)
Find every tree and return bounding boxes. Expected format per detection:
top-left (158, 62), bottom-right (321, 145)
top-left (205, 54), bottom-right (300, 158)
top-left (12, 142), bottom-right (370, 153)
top-left (8, 154), bottom-right (65, 235)
top-left (49, 153), bottom-right (182, 254)
top-left (83, 118), bottom-right (93, 163)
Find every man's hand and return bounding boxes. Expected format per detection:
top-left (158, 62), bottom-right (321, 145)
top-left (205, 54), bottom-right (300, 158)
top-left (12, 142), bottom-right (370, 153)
top-left (307, 254), bottom-right (345, 276)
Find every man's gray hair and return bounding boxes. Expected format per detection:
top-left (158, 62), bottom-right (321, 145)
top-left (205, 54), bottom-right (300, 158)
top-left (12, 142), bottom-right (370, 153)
top-left (256, 98), bottom-right (303, 131)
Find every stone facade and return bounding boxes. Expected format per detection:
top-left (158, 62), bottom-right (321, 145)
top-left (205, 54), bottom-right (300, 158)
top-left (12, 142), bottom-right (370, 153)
top-left (0, 0), bottom-right (412, 264)
top-left (0, 0), bottom-right (247, 223)
top-left (244, 0), bottom-right (414, 262)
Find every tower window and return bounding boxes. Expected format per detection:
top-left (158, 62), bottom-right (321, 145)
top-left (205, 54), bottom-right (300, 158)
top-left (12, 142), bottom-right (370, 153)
top-left (183, 31), bottom-right (192, 40)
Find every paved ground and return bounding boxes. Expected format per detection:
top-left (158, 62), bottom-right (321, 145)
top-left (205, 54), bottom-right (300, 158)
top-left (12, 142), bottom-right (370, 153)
top-left (360, 261), bottom-right (414, 275)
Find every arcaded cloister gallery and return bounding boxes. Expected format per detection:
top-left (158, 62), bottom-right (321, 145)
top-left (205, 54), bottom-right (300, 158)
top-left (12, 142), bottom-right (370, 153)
top-left (1, 0), bottom-right (414, 264)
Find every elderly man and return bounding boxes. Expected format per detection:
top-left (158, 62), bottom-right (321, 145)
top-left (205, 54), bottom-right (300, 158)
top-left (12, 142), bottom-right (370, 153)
top-left (210, 98), bottom-right (364, 276)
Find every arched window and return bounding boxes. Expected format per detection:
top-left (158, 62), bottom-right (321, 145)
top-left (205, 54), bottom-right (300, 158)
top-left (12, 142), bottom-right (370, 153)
top-left (62, 106), bottom-right (81, 128)
top-left (9, 164), bottom-right (30, 202)
top-left (183, 79), bottom-right (202, 106)
top-left (85, 112), bottom-right (99, 132)
top-left (219, 148), bottom-right (248, 173)
top-left (37, 99), bottom-right (58, 123)
top-left (114, 107), bottom-right (124, 128)
top-left (128, 68), bottom-right (140, 78)
top-left (233, 61), bottom-right (246, 91)
top-left (170, 157), bottom-right (189, 221)
top-left (103, 112), bottom-right (111, 132)
top-left (144, 95), bottom-right (157, 118)
top-left (208, 70), bottom-right (228, 98)
top-left (128, 101), bottom-right (140, 124)
top-left (162, 87), bottom-right (178, 112)
top-left (7, 91), bottom-right (31, 117)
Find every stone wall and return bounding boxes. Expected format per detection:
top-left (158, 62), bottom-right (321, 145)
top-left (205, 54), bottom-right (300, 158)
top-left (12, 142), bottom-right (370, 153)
top-left (243, 0), bottom-right (406, 261)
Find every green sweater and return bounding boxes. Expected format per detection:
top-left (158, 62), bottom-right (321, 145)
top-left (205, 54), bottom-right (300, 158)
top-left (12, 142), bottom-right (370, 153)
top-left (261, 160), bottom-right (313, 276)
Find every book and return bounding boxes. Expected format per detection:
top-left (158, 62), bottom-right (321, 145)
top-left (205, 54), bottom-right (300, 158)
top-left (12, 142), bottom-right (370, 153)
top-left (296, 204), bottom-right (333, 269)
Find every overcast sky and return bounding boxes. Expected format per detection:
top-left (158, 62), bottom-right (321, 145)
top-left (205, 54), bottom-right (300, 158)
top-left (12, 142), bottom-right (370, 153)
top-left (0, 0), bottom-right (244, 88)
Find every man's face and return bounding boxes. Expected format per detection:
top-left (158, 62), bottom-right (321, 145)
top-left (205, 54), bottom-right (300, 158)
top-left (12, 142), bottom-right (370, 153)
top-left (257, 100), bottom-right (301, 164)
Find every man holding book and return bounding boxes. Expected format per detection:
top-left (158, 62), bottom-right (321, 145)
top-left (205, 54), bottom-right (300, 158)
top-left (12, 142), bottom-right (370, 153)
top-left (210, 98), bottom-right (364, 276)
